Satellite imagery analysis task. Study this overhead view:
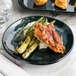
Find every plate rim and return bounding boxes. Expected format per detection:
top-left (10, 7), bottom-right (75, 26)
top-left (2, 16), bottom-right (74, 65)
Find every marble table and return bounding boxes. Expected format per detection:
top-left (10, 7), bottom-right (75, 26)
top-left (0, 0), bottom-right (76, 76)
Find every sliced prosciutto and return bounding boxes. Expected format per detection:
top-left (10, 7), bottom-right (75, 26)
top-left (33, 23), bottom-right (65, 53)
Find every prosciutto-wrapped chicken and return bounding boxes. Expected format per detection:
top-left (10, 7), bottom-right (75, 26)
top-left (33, 23), bottom-right (65, 53)
top-left (55, 0), bottom-right (67, 9)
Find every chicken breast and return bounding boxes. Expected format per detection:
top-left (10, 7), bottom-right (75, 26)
top-left (34, 0), bottom-right (48, 6)
top-left (55, 0), bottom-right (67, 9)
top-left (33, 23), bottom-right (65, 53)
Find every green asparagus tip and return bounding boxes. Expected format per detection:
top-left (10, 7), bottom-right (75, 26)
top-left (49, 20), bottom-right (56, 25)
top-left (43, 18), bottom-right (48, 25)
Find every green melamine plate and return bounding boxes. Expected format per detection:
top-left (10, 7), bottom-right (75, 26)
top-left (2, 16), bottom-right (74, 65)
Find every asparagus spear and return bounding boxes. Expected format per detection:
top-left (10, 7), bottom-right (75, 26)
top-left (17, 36), bottom-right (32, 54)
top-left (19, 30), bottom-right (34, 44)
top-left (49, 20), bottom-right (56, 25)
top-left (22, 39), bottom-right (40, 59)
top-left (14, 17), bottom-right (44, 40)
top-left (14, 31), bottom-right (34, 54)
top-left (43, 18), bottom-right (48, 25)
top-left (28, 36), bottom-right (36, 47)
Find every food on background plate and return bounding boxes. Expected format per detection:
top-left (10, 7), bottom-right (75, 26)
top-left (55, 0), bottom-right (67, 9)
top-left (14, 17), bottom-right (65, 59)
top-left (34, 0), bottom-right (48, 6)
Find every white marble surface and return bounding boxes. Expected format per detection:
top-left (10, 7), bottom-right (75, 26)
top-left (0, 0), bottom-right (76, 76)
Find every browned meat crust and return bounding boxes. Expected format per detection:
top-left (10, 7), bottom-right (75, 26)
top-left (33, 23), bottom-right (65, 53)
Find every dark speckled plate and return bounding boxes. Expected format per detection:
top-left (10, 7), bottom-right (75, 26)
top-left (2, 16), bottom-right (74, 65)
top-left (18, 0), bottom-right (76, 13)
